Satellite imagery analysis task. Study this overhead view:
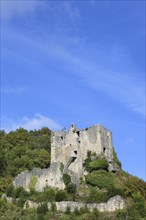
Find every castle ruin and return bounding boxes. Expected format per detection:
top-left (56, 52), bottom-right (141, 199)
top-left (13, 124), bottom-right (119, 191)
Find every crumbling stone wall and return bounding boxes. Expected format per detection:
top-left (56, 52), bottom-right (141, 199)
top-left (13, 162), bottom-right (65, 191)
top-left (13, 123), bottom-right (118, 191)
top-left (51, 124), bottom-right (114, 178)
top-left (25, 195), bottom-right (125, 212)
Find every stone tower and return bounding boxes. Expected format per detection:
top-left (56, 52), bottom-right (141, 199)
top-left (51, 124), bottom-right (114, 179)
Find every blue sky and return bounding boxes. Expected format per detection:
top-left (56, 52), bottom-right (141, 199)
top-left (1, 0), bottom-right (145, 180)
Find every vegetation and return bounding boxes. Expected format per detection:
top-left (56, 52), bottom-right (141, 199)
top-left (0, 128), bottom-right (146, 220)
top-left (0, 128), bottom-right (51, 196)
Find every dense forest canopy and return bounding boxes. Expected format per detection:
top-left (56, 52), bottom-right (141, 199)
top-left (0, 128), bottom-right (51, 193)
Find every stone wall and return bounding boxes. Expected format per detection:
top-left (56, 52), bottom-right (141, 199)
top-left (51, 124), bottom-right (115, 178)
top-left (13, 162), bottom-right (65, 191)
top-left (26, 195), bottom-right (125, 212)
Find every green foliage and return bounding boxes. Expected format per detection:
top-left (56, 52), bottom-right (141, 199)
top-left (0, 176), bottom-right (12, 196)
top-left (34, 149), bottom-right (51, 168)
top-left (60, 162), bottom-right (64, 173)
top-left (0, 127), bottom-right (51, 178)
top-left (29, 175), bottom-right (37, 191)
top-left (37, 202), bottom-right (48, 215)
top-left (51, 202), bottom-right (57, 213)
top-left (55, 190), bottom-right (67, 202)
top-left (65, 206), bottom-right (71, 214)
top-left (63, 173), bottom-right (71, 186)
top-left (85, 170), bottom-right (114, 190)
top-left (88, 158), bottom-right (108, 171)
top-left (44, 187), bottom-right (56, 202)
top-left (80, 206), bottom-right (90, 214)
top-left (66, 183), bottom-right (77, 194)
top-left (87, 187), bottom-right (106, 203)
top-left (112, 147), bottom-right (121, 168)
top-left (74, 207), bottom-right (81, 215)
top-left (13, 187), bottom-right (26, 198)
top-left (132, 192), bottom-right (146, 218)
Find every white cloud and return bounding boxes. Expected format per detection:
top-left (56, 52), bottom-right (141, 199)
top-left (1, 86), bottom-right (27, 95)
top-left (1, 114), bottom-right (61, 132)
top-left (1, 0), bottom-right (43, 21)
top-left (63, 2), bottom-right (80, 21)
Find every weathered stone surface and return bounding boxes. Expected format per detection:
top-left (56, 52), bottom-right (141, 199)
top-left (52, 124), bottom-right (115, 177)
top-left (13, 162), bottom-right (65, 191)
top-left (24, 195), bottom-right (125, 212)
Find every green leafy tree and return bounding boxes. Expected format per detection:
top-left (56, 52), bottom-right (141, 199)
top-left (34, 149), bottom-right (50, 168)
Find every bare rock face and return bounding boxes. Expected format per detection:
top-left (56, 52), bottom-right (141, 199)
top-left (13, 123), bottom-right (120, 191)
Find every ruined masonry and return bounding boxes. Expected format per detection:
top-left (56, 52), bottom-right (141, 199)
top-left (13, 124), bottom-right (119, 191)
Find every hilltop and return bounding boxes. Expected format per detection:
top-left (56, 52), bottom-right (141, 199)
top-left (0, 126), bottom-right (146, 220)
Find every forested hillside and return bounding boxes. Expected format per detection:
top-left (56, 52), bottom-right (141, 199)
top-left (0, 128), bottom-right (146, 220)
top-left (0, 128), bottom-right (51, 194)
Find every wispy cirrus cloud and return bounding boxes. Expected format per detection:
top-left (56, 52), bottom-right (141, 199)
top-left (1, 0), bottom-right (43, 21)
top-left (3, 27), bottom-right (145, 117)
top-left (1, 114), bottom-right (62, 132)
top-left (1, 85), bottom-right (27, 95)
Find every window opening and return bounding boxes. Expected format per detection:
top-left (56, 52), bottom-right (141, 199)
top-left (74, 150), bottom-right (77, 155)
top-left (76, 131), bottom-right (80, 137)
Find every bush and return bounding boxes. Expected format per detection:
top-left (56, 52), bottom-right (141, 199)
top-left (87, 187), bottom-right (107, 203)
top-left (88, 158), bottom-right (108, 171)
top-left (85, 170), bottom-right (114, 190)
top-left (16, 197), bottom-right (26, 207)
top-left (63, 173), bottom-right (71, 186)
top-left (44, 187), bottom-right (56, 202)
top-left (37, 202), bottom-right (48, 214)
top-left (6, 184), bottom-right (14, 197)
top-left (51, 202), bottom-right (57, 213)
top-left (60, 162), bottom-right (64, 173)
top-left (92, 208), bottom-right (99, 217)
top-left (113, 147), bottom-right (121, 168)
top-left (12, 187), bottom-right (26, 198)
top-left (74, 207), bottom-right (81, 215)
top-left (29, 175), bottom-right (37, 191)
top-left (65, 206), bottom-right (71, 214)
top-left (55, 190), bottom-right (67, 202)
top-left (66, 183), bottom-right (77, 194)
top-left (80, 206), bottom-right (90, 214)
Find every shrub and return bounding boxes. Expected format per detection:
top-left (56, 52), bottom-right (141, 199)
top-left (37, 202), bottom-right (48, 214)
top-left (51, 202), bottom-right (57, 213)
top-left (66, 183), bottom-right (77, 194)
top-left (92, 208), bottom-right (99, 217)
top-left (60, 162), bottom-right (64, 173)
top-left (44, 187), bottom-right (56, 202)
top-left (29, 175), bottom-right (37, 191)
top-left (6, 184), bottom-right (14, 197)
top-left (16, 197), bottom-right (26, 207)
top-left (12, 187), bottom-right (25, 198)
top-left (113, 147), bottom-right (121, 168)
top-left (87, 187), bottom-right (107, 203)
top-left (74, 207), bottom-right (81, 215)
top-left (80, 206), bottom-right (90, 214)
top-left (88, 158), bottom-right (108, 171)
top-left (85, 170), bottom-right (114, 190)
top-left (55, 190), bottom-right (67, 202)
top-left (63, 173), bottom-right (71, 186)
top-left (65, 206), bottom-right (71, 214)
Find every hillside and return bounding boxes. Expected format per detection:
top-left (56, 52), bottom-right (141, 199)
top-left (0, 128), bottom-right (146, 220)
